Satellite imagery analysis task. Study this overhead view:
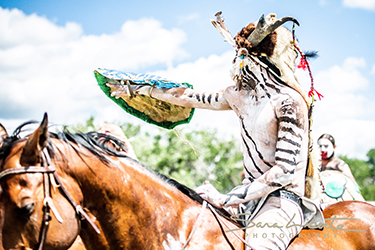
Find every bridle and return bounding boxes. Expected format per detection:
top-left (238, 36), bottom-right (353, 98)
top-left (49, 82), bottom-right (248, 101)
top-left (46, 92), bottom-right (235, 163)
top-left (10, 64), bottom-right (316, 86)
top-left (0, 148), bottom-right (100, 250)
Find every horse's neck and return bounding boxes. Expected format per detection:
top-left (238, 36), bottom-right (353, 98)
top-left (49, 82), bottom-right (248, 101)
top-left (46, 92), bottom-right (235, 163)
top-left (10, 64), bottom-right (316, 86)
top-left (62, 150), bottom-right (195, 248)
top-left (68, 153), bottom-right (185, 206)
top-left (56, 145), bottom-right (245, 249)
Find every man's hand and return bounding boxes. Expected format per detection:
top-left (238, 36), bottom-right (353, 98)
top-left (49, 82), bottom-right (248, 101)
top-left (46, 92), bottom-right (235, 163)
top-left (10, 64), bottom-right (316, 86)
top-left (106, 82), bottom-right (151, 99)
top-left (195, 183), bottom-right (227, 208)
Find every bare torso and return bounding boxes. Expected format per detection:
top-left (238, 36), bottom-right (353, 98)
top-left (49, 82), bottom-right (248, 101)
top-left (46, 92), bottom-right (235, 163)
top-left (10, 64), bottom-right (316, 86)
top-left (223, 79), bottom-right (308, 201)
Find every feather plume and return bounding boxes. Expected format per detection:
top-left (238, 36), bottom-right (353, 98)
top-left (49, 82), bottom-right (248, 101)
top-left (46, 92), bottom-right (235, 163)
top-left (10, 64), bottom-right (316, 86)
top-left (211, 11), bottom-right (237, 48)
top-left (304, 50), bottom-right (319, 59)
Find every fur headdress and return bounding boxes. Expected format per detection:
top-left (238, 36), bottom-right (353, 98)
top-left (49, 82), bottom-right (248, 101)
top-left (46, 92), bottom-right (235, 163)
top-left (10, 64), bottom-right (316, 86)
top-left (212, 12), bottom-right (312, 107)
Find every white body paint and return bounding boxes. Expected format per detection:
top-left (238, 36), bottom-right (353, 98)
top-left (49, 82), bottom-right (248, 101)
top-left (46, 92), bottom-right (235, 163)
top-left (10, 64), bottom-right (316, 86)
top-left (108, 13), bottom-right (319, 250)
top-left (162, 234), bottom-right (183, 250)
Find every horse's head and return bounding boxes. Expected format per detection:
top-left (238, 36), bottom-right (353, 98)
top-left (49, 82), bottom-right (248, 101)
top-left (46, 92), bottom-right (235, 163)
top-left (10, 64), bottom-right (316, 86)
top-left (1, 116), bottom-right (48, 217)
top-left (0, 114), bottom-right (81, 250)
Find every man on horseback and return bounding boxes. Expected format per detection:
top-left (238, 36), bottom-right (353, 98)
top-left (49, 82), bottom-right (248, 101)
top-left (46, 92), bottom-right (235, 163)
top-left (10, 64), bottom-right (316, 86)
top-left (109, 13), bottom-right (323, 249)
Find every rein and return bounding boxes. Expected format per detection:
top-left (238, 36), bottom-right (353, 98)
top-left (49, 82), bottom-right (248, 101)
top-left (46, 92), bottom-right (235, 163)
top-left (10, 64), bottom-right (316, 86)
top-left (180, 201), bottom-right (245, 250)
top-left (0, 148), bottom-right (100, 250)
top-left (207, 204), bottom-right (254, 250)
top-left (181, 200), bottom-right (207, 250)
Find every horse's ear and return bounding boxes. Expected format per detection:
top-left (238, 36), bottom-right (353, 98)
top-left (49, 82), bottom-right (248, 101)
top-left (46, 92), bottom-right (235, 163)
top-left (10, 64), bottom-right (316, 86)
top-left (20, 113), bottom-right (49, 165)
top-left (0, 123), bottom-right (8, 147)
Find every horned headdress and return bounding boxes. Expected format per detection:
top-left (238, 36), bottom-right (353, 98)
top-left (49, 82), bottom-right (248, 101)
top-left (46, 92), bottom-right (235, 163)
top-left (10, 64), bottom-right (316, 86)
top-left (211, 12), bottom-right (321, 108)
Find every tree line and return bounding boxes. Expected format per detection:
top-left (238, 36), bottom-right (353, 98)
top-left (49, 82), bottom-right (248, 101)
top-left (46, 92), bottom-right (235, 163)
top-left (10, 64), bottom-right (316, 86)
top-left (68, 118), bottom-right (375, 200)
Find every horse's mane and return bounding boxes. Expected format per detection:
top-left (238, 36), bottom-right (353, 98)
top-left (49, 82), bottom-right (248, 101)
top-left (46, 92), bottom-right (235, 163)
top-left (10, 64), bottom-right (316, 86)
top-left (55, 130), bottom-right (235, 220)
top-left (54, 131), bottom-right (209, 204)
top-left (0, 121), bottom-right (233, 220)
top-left (58, 131), bottom-right (211, 204)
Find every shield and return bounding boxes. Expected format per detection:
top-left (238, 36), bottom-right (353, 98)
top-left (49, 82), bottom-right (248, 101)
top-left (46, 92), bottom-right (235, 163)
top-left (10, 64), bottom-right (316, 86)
top-left (95, 68), bottom-right (195, 129)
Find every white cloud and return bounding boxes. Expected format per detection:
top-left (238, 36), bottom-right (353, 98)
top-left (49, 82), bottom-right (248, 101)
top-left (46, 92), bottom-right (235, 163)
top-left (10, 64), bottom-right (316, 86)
top-left (313, 57), bottom-right (371, 118)
top-left (151, 50), bottom-right (240, 134)
top-left (0, 8), bottom-right (82, 48)
top-left (153, 53), bottom-right (375, 159)
top-left (343, 0), bottom-right (375, 11)
top-left (312, 119), bottom-right (375, 160)
top-left (1, 8), bottom-right (373, 161)
top-left (0, 7), bottom-right (188, 132)
top-left (311, 57), bottom-right (375, 159)
top-left (318, 57), bottom-right (368, 93)
top-left (152, 51), bottom-right (235, 90)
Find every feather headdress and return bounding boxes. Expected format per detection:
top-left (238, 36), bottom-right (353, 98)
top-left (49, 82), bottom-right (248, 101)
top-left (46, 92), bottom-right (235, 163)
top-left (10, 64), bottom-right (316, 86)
top-left (210, 12), bottom-right (237, 49)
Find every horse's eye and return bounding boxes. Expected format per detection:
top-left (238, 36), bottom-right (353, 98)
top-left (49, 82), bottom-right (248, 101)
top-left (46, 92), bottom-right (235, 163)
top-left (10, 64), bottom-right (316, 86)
top-left (233, 57), bottom-right (237, 64)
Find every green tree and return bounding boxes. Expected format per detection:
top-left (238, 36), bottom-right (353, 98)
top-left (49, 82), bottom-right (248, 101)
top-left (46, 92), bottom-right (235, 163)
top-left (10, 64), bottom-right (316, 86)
top-left (133, 128), bottom-right (243, 193)
top-left (67, 118), bottom-right (375, 200)
top-left (67, 118), bottom-right (243, 193)
top-left (66, 116), bottom-right (96, 133)
top-left (340, 149), bottom-right (375, 201)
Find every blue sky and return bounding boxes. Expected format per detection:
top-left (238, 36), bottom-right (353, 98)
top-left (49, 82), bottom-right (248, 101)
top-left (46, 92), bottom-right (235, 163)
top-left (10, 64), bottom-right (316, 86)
top-left (1, 0), bottom-right (375, 159)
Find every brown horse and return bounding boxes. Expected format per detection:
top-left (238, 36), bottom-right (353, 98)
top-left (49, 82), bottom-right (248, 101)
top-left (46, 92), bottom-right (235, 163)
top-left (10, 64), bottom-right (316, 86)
top-left (0, 115), bottom-right (246, 249)
top-left (290, 200), bottom-right (375, 249)
top-left (0, 122), bottom-right (108, 250)
top-left (1, 114), bottom-right (375, 249)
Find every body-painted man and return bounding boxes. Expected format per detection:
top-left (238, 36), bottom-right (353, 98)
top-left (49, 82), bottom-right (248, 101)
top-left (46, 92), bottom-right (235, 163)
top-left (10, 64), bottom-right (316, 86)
top-left (108, 13), bottom-right (323, 249)
top-left (317, 134), bottom-right (357, 182)
top-left (317, 133), bottom-right (364, 203)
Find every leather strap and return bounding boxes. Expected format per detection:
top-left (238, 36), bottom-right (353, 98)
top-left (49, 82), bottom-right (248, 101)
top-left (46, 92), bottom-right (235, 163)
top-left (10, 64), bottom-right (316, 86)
top-left (269, 189), bottom-right (301, 205)
top-left (181, 201), bottom-right (207, 249)
top-left (0, 166), bottom-right (55, 180)
top-left (207, 203), bottom-right (254, 250)
top-left (37, 153), bottom-right (52, 250)
top-left (42, 149), bottom-right (101, 234)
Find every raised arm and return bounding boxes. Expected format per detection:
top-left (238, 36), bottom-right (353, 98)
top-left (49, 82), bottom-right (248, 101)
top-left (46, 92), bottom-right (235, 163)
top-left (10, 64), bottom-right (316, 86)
top-left (107, 83), bottom-right (232, 110)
